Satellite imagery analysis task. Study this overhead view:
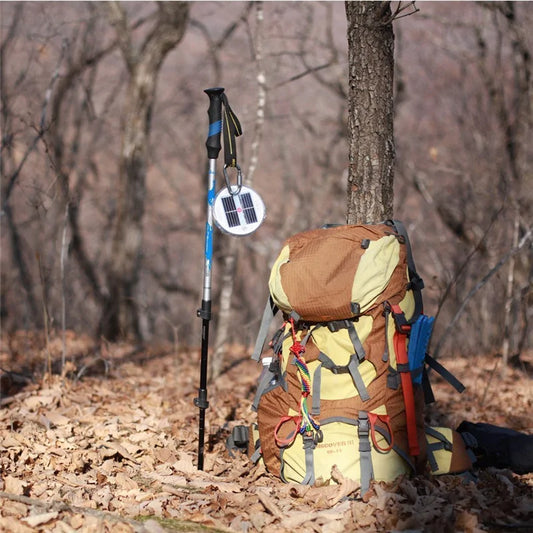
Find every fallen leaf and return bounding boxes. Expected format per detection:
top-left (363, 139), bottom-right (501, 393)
top-left (22, 511), bottom-right (59, 527)
top-left (3, 475), bottom-right (27, 495)
top-left (173, 453), bottom-right (196, 474)
top-left (328, 464), bottom-right (360, 505)
top-left (0, 516), bottom-right (34, 533)
top-left (256, 488), bottom-right (284, 519)
top-left (98, 441), bottom-right (139, 464)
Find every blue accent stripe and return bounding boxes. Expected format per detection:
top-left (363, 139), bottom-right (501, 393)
top-left (205, 224), bottom-right (213, 264)
top-left (208, 120), bottom-right (222, 137)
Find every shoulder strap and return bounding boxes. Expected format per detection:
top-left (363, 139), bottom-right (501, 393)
top-left (252, 296), bottom-right (278, 361)
top-left (390, 219), bottom-right (425, 322)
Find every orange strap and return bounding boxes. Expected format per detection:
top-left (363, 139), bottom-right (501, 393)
top-left (393, 330), bottom-right (420, 457)
top-left (368, 412), bottom-right (394, 453)
top-left (274, 415), bottom-right (301, 448)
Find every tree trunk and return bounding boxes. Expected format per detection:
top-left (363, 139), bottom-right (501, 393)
top-left (100, 2), bottom-right (189, 341)
top-left (345, 1), bottom-right (395, 224)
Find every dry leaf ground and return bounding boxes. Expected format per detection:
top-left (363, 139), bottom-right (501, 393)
top-left (1, 332), bottom-right (532, 532)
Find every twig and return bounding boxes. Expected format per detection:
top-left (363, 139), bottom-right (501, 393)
top-left (36, 253), bottom-right (52, 380)
top-left (480, 356), bottom-right (499, 408)
top-left (272, 62), bottom-right (333, 89)
top-left (433, 204), bottom-right (503, 325)
top-left (60, 203), bottom-right (69, 374)
top-left (378, 1), bottom-right (420, 26)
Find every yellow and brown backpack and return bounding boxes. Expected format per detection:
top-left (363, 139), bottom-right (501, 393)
top-left (239, 221), bottom-right (472, 493)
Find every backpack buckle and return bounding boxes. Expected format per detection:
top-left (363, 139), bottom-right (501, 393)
top-left (358, 412), bottom-right (370, 437)
top-left (390, 304), bottom-right (411, 334)
top-left (408, 273), bottom-right (425, 291)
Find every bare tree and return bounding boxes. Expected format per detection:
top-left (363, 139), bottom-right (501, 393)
top-left (99, 1), bottom-right (189, 341)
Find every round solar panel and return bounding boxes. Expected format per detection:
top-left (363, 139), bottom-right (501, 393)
top-left (213, 185), bottom-right (266, 236)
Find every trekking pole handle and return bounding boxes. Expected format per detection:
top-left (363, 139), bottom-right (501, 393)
top-left (204, 87), bottom-right (225, 159)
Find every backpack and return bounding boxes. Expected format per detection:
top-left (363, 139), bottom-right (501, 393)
top-left (239, 221), bottom-right (471, 493)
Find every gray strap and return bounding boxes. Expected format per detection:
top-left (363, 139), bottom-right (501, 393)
top-left (385, 310), bottom-right (402, 390)
top-left (301, 327), bottom-right (315, 347)
top-left (421, 368), bottom-right (436, 404)
top-left (279, 448), bottom-right (289, 483)
top-left (392, 443), bottom-right (415, 470)
top-left (381, 341), bottom-right (389, 363)
top-left (312, 364), bottom-right (322, 416)
top-left (425, 354), bottom-right (466, 393)
top-left (319, 416), bottom-right (359, 426)
top-left (459, 432), bottom-right (479, 466)
top-left (425, 426), bottom-right (453, 450)
top-left (460, 431), bottom-right (478, 449)
top-left (425, 426), bottom-right (453, 472)
top-left (426, 443), bottom-right (440, 472)
top-left (318, 351), bottom-right (370, 402)
top-left (382, 308), bottom-right (390, 362)
top-left (372, 426), bottom-right (415, 470)
top-left (250, 447), bottom-right (262, 464)
top-left (348, 356), bottom-right (370, 402)
top-left (252, 296), bottom-right (278, 361)
top-left (346, 322), bottom-right (370, 401)
top-left (387, 366), bottom-right (401, 390)
top-left (392, 220), bottom-right (419, 278)
top-left (301, 435), bottom-right (316, 485)
top-left (358, 411), bottom-right (374, 496)
top-left (347, 322), bottom-right (366, 361)
top-left (252, 367), bottom-right (277, 411)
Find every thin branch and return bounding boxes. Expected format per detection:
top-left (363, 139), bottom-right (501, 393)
top-left (272, 62), bottom-right (333, 90)
top-left (60, 203), bottom-right (69, 372)
top-left (433, 203), bottom-right (504, 325)
top-left (433, 225), bottom-right (533, 359)
top-left (189, 2), bottom-right (253, 82)
top-left (2, 41), bottom-right (66, 209)
top-left (377, 1), bottom-right (419, 26)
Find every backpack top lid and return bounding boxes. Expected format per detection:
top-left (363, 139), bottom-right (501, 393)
top-left (268, 223), bottom-right (409, 323)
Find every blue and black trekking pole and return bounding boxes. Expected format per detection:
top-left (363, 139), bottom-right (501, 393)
top-left (195, 87), bottom-right (224, 471)
top-left (195, 87), bottom-right (264, 470)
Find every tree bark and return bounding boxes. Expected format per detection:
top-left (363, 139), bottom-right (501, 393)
top-left (100, 2), bottom-right (189, 341)
top-left (345, 1), bottom-right (395, 224)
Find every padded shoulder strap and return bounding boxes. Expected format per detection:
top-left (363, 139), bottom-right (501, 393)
top-left (252, 296), bottom-right (278, 361)
top-left (390, 220), bottom-right (425, 322)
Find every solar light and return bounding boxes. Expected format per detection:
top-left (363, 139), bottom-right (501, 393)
top-left (213, 184), bottom-right (266, 236)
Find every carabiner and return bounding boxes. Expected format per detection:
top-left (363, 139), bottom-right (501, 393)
top-left (223, 164), bottom-right (242, 195)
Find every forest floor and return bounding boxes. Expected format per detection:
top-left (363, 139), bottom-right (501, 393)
top-left (0, 331), bottom-right (532, 533)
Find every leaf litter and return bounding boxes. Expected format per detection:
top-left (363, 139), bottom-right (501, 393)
top-left (1, 332), bottom-right (532, 532)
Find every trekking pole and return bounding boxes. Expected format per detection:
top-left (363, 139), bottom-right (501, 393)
top-left (195, 87), bottom-right (224, 471)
